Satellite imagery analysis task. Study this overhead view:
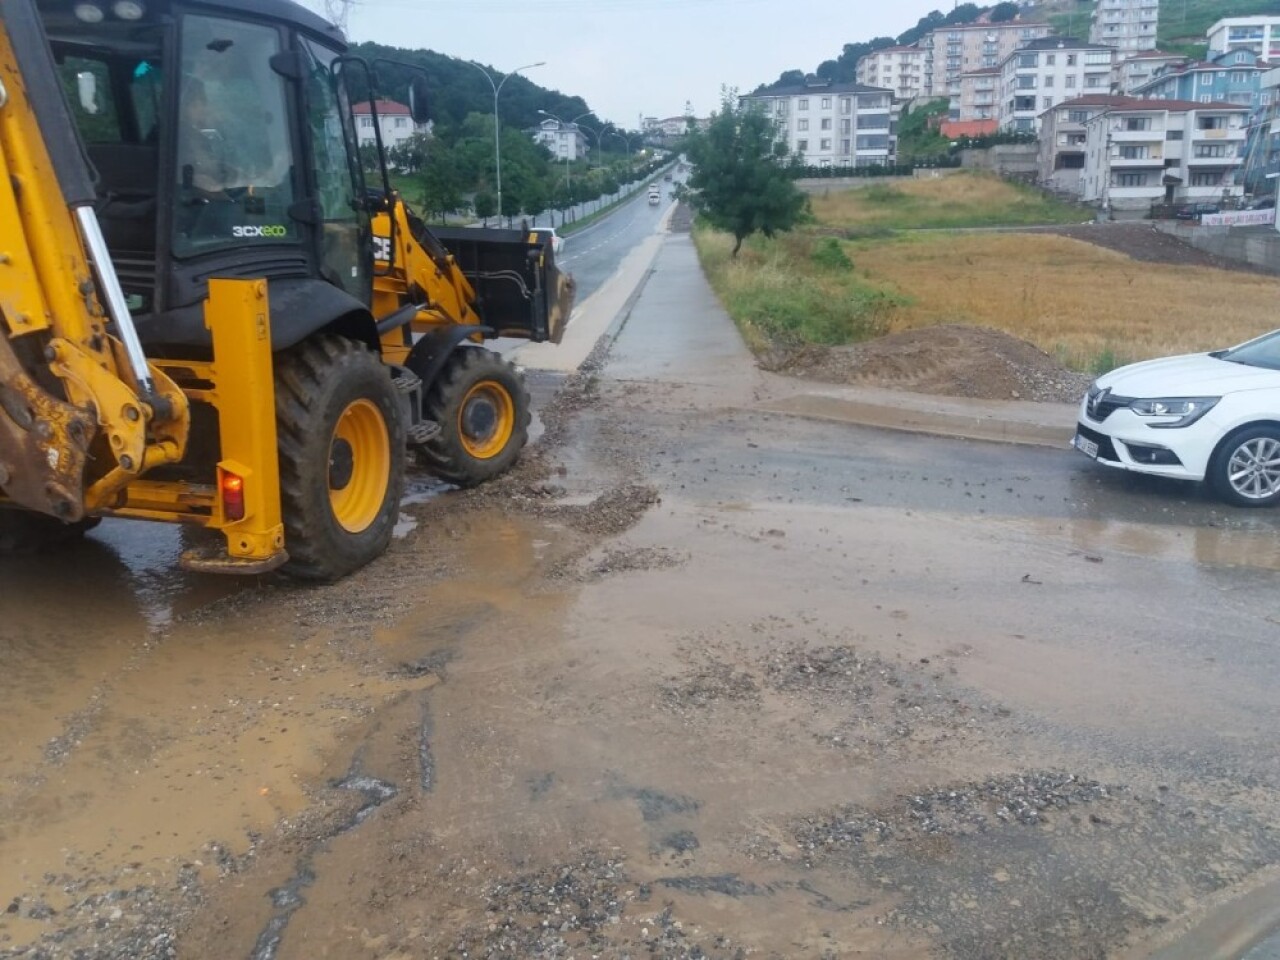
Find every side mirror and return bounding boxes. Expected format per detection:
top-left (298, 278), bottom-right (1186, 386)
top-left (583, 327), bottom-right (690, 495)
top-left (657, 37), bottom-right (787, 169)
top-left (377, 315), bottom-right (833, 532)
top-left (409, 75), bottom-right (430, 125)
top-left (76, 71), bottom-right (99, 115)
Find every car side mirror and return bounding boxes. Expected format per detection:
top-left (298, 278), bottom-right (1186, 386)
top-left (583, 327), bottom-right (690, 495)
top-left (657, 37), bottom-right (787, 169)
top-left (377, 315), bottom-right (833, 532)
top-left (409, 76), bottom-right (430, 125)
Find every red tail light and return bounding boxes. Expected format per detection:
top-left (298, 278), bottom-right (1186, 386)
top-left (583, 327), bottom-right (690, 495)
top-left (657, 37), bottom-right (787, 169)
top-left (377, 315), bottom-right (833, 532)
top-left (221, 472), bottom-right (245, 522)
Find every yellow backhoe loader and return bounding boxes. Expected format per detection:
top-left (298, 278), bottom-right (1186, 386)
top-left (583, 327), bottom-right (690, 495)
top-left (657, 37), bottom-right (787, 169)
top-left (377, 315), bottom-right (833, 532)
top-left (0, 0), bottom-right (573, 580)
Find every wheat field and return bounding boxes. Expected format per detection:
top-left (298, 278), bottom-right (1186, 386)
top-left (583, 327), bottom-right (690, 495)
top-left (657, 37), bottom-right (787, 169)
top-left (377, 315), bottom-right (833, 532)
top-left (853, 233), bottom-right (1280, 369)
top-left (808, 172), bottom-right (1086, 230)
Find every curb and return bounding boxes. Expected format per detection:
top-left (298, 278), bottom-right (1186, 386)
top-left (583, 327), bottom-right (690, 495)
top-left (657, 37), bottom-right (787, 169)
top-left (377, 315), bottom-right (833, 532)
top-left (753, 392), bottom-right (1077, 450)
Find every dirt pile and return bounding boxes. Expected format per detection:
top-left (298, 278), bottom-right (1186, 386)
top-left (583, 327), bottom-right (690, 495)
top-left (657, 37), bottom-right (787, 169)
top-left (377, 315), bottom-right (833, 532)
top-left (767, 323), bottom-right (1092, 403)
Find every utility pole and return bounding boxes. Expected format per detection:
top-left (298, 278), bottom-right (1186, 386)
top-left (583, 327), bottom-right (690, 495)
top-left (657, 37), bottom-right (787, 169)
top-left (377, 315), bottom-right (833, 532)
top-left (322, 0), bottom-right (359, 35)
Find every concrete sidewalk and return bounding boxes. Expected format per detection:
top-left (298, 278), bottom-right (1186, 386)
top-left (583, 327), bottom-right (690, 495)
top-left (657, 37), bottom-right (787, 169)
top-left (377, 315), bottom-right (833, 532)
top-left (594, 227), bottom-right (1081, 451)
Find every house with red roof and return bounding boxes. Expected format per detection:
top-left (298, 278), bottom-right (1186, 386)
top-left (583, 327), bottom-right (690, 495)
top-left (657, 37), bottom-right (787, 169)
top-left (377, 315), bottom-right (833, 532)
top-left (352, 99), bottom-right (430, 152)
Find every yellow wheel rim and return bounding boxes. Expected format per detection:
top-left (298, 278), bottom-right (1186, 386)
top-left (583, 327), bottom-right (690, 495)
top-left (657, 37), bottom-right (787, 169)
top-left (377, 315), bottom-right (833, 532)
top-left (458, 380), bottom-right (515, 460)
top-left (328, 399), bottom-right (391, 534)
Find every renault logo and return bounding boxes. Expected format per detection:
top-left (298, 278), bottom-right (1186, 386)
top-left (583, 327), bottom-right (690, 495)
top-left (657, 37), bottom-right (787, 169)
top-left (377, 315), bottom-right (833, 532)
top-left (1088, 387), bottom-right (1109, 420)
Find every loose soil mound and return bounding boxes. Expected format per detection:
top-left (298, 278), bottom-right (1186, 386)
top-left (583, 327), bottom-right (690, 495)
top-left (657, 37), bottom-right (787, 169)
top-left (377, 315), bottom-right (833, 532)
top-left (1044, 222), bottom-right (1272, 275)
top-left (766, 324), bottom-right (1092, 403)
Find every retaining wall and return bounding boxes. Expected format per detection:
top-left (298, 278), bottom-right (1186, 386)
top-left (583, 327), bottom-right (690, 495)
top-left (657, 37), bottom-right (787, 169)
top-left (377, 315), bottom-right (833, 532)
top-left (1154, 221), bottom-right (1280, 274)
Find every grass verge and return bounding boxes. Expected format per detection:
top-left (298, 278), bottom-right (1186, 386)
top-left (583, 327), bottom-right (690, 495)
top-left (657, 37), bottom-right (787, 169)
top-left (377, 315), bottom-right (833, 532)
top-left (692, 225), bottom-right (906, 351)
top-left (810, 171), bottom-right (1088, 230)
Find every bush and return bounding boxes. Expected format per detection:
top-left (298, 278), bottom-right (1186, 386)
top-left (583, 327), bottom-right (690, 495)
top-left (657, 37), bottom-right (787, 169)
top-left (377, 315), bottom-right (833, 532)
top-left (810, 237), bottom-right (853, 271)
top-left (860, 184), bottom-right (914, 205)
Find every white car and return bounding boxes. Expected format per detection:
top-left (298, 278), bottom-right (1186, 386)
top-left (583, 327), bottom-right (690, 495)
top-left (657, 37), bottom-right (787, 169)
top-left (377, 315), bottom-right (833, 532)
top-left (529, 227), bottom-right (563, 257)
top-left (1074, 329), bottom-right (1280, 506)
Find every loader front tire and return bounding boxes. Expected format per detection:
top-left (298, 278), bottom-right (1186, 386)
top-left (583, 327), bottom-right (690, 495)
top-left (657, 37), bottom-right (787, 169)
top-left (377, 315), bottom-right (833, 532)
top-left (417, 348), bottom-right (530, 488)
top-left (0, 509), bottom-right (99, 556)
top-left (276, 336), bottom-right (406, 582)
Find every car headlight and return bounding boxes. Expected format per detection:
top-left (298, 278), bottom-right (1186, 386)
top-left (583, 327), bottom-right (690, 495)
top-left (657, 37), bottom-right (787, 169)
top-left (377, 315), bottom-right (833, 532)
top-left (1129, 397), bottom-right (1219, 428)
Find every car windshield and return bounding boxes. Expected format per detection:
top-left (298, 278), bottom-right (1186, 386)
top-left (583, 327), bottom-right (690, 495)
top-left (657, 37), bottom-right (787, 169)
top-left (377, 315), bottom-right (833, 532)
top-left (1219, 329), bottom-right (1280, 370)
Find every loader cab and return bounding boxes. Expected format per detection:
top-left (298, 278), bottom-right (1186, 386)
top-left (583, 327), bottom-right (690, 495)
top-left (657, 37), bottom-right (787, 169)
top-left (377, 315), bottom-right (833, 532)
top-left (39, 0), bottom-right (384, 354)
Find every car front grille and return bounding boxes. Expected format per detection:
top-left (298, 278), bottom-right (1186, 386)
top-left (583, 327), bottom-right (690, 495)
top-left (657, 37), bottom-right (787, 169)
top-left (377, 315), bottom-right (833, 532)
top-left (1085, 388), bottom-right (1134, 423)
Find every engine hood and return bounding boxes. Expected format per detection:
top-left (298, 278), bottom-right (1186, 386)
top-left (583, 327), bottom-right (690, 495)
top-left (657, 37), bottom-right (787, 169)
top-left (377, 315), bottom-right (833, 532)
top-left (1096, 353), bottom-right (1280, 398)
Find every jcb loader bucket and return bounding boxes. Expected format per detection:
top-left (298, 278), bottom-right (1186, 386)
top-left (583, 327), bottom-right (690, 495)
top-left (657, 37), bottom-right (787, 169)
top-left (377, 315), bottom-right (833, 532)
top-left (429, 225), bottom-right (575, 345)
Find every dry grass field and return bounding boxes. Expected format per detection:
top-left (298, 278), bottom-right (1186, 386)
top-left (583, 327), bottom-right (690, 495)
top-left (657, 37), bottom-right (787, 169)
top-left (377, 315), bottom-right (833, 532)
top-left (854, 232), bottom-right (1280, 370)
top-left (809, 172), bottom-right (1087, 230)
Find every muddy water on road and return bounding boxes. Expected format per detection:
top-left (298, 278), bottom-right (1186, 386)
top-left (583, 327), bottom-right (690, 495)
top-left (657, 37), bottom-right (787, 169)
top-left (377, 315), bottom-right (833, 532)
top-left (162, 485), bottom-right (1280, 959)
top-left (0, 509), bottom-right (467, 956)
top-left (5, 374), bottom-right (1280, 959)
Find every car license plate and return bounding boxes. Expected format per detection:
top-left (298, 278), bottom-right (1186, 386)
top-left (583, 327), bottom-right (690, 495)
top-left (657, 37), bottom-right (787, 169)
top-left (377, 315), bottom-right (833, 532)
top-left (1074, 434), bottom-right (1099, 459)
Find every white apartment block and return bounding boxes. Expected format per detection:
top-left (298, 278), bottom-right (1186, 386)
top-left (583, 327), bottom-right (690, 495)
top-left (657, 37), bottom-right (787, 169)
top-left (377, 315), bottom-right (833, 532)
top-left (1207, 18), bottom-right (1280, 60)
top-left (1090, 0), bottom-right (1159, 54)
top-left (532, 119), bottom-right (590, 162)
top-left (1038, 94), bottom-right (1126, 195)
top-left (920, 21), bottom-right (1051, 113)
top-left (740, 80), bottom-right (896, 168)
top-left (958, 67), bottom-right (1000, 122)
top-left (1116, 51), bottom-right (1189, 94)
top-left (1081, 99), bottom-right (1249, 213)
top-left (856, 45), bottom-right (926, 101)
top-left (999, 37), bottom-right (1117, 133)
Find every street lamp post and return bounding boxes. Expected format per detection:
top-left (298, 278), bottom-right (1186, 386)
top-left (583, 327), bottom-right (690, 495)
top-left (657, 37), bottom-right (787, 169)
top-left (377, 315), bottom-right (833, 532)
top-left (468, 60), bottom-right (545, 225)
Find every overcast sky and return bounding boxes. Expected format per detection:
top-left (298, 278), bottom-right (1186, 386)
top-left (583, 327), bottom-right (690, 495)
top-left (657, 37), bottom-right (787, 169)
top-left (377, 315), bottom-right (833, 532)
top-left (306, 0), bottom-right (955, 128)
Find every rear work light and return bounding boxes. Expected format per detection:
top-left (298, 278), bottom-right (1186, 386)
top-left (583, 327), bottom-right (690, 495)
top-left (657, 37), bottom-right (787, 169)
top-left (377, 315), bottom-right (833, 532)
top-left (221, 471), bottom-right (245, 522)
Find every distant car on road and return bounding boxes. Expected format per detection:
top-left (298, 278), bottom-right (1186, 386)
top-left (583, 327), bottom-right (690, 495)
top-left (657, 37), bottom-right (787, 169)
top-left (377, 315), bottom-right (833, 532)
top-left (1074, 329), bottom-right (1280, 506)
top-left (1174, 202), bottom-right (1220, 221)
top-left (529, 226), bottom-right (563, 257)
top-left (663, 173), bottom-right (673, 181)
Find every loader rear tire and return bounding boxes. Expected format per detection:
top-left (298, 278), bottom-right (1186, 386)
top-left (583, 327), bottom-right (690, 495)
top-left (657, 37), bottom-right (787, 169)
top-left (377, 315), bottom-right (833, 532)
top-left (0, 509), bottom-right (99, 556)
top-left (275, 336), bottom-right (406, 582)
top-left (416, 348), bottom-right (530, 488)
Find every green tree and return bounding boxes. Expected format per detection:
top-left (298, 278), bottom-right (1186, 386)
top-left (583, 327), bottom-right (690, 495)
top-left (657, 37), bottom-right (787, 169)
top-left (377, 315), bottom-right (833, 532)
top-left (685, 93), bottom-right (807, 257)
top-left (522, 178), bottom-right (549, 225)
top-left (989, 1), bottom-right (1019, 22)
top-left (473, 190), bottom-right (497, 224)
top-left (418, 138), bottom-right (465, 221)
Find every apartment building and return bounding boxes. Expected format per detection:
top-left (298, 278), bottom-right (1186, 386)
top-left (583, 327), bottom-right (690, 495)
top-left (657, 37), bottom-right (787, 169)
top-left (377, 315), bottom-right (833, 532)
top-left (740, 80), bottom-right (896, 168)
top-left (1081, 98), bottom-right (1249, 213)
top-left (1038, 94), bottom-right (1127, 195)
top-left (958, 67), bottom-right (1000, 122)
top-left (1115, 51), bottom-right (1189, 94)
top-left (1133, 49), bottom-right (1270, 112)
top-left (532, 118), bottom-right (590, 162)
top-left (1241, 66), bottom-right (1280, 195)
top-left (1089, 0), bottom-right (1159, 54)
top-left (1207, 17), bottom-right (1280, 60)
top-left (998, 36), bottom-right (1117, 133)
top-left (855, 45), bottom-right (926, 101)
top-left (919, 21), bottom-right (1051, 113)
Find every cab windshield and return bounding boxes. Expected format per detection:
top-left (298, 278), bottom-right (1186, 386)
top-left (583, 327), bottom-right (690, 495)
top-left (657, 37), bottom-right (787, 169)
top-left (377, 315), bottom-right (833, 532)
top-left (173, 14), bottom-right (298, 256)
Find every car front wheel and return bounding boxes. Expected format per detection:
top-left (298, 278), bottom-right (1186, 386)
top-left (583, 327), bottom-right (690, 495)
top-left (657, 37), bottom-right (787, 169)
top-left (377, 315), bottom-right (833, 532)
top-left (1209, 425), bottom-right (1280, 507)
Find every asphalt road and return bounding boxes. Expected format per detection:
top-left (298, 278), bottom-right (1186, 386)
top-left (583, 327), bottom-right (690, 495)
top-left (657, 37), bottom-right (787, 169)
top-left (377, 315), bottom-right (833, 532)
top-left (557, 179), bottom-right (676, 302)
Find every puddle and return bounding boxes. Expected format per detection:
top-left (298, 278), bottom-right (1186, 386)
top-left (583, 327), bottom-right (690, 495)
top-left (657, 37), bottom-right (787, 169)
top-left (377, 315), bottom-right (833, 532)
top-left (995, 515), bottom-right (1280, 573)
